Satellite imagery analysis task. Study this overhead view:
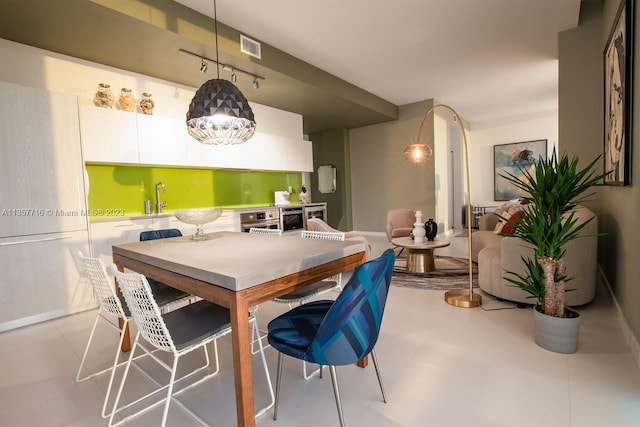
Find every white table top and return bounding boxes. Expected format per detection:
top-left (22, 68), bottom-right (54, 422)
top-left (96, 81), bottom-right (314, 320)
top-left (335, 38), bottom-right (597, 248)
top-left (112, 231), bottom-right (366, 291)
top-left (391, 236), bottom-right (451, 250)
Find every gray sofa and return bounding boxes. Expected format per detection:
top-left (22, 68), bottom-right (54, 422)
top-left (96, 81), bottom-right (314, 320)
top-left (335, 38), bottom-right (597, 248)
top-left (472, 205), bottom-right (598, 306)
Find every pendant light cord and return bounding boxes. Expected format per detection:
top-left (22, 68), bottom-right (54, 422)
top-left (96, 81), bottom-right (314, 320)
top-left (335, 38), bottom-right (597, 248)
top-left (214, 0), bottom-right (220, 79)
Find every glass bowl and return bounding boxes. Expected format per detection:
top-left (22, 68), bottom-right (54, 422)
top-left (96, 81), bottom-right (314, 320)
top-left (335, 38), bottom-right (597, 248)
top-left (174, 208), bottom-right (223, 240)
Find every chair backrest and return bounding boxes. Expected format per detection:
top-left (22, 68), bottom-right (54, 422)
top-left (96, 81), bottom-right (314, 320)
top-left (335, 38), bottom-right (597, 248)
top-left (249, 227), bottom-right (282, 236)
top-left (301, 229), bottom-right (345, 241)
top-left (110, 265), bottom-right (176, 353)
top-left (306, 218), bottom-right (339, 233)
top-left (139, 228), bottom-right (182, 241)
top-left (386, 209), bottom-right (415, 241)
top-left (78, 251), bottom-right (127, 319)
top-left (308, 248), bottom-right (396, 366)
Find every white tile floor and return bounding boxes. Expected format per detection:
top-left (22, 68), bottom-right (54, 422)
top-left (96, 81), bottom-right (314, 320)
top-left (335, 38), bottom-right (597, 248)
top-left (1, 232), bottom-right (639, 427)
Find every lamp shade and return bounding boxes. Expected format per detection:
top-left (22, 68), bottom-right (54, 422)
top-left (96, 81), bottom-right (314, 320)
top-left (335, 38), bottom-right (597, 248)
top-left (403, 143), bottom-right (432, 163)
top-left (186, 79), bottom-right (256, 145)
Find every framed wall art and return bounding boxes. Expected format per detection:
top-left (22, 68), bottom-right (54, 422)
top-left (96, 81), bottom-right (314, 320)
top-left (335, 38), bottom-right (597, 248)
top-left (493, 139), bottom-right (547, 201)
top-left (604, 0), bottom-right (634, 186)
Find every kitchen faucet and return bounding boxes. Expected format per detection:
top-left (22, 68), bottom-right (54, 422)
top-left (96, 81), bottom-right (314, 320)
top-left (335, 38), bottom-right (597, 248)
top-left (156, 182), bottom-right (167, 213)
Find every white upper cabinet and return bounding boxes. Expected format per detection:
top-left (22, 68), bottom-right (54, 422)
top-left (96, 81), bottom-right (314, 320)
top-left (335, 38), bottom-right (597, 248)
top-left (78, 103), bottom-right (312, 171)
top-left (79, 105), bottom-right (139, 163)
top-left (137, 114), bottom-right (188, 165)
top-left (0, 82), bottom-right (88, 235)
top-left (185, 132), bottom-right (313, 171)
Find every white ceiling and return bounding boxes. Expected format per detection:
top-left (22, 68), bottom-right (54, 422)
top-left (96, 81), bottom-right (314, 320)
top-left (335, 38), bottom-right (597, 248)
top-left (175, 0), bottom-right (581, 123)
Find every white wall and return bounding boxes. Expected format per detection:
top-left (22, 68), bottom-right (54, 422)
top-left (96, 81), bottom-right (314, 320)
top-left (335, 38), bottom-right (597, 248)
top-left (468, 110), bottom-right (558, 206)
top-left (0, 38), bottom-right (303, 139)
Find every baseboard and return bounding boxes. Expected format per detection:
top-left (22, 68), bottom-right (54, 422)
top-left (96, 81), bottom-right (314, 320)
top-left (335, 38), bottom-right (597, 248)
top-left (355, 230), bottom-right (386, 237)
top-left (598, 264), bottom-right (640, 370)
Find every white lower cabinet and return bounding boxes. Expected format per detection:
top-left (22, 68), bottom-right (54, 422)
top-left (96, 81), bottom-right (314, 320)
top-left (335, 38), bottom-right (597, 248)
top-left (153, 210), bottom-right (240, 235)
top-left (89, 211), bottom-right (240, 266)
top-left (0, 230), bottom-right (94, 332)
top-left (89, 218), bottom-right (153, 267)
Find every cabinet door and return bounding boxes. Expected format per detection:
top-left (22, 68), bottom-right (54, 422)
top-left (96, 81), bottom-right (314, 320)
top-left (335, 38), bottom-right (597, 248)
top-left (79, 105), bottom-right (139, 163)
top-left (137, 114), bottom-right (188, 165)
top-left (0, 82), bottom-right (88, 235)
top-left (89, 218), bottom-right (153, 266)
top-left (0, 230), bottom-right (94, 332)
top-left (186, 132), bottom-right (313, 172)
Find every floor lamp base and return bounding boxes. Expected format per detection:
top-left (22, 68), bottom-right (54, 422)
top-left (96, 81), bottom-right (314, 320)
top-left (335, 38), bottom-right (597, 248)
top-left (444, 289), bottom-right (482, 308)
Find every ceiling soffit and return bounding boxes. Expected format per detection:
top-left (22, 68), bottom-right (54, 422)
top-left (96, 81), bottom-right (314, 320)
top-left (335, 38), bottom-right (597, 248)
top-left (0, 0), bottom-right (398, 134)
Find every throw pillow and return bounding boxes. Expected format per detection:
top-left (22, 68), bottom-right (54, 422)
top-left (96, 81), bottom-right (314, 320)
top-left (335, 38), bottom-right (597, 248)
top-left (500, 210), bottom-right (523, 235)
top-left (493, 202), bottom-right (521, 234)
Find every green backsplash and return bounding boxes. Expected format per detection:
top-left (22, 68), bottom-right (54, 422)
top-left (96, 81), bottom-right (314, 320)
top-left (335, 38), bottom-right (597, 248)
top-left (86, 165), bottom-right (302, 215)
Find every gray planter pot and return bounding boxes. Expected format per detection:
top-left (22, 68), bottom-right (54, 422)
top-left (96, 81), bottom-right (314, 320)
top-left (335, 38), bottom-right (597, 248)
top-left (533, 305), bottom-right (580, 354)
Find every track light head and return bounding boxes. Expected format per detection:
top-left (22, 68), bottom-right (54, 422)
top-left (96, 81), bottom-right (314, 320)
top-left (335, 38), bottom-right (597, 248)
top-left (231, 71), bottom-right (237, 83)
top-left (200, 60), bottom-right (208, 74)
top-left (253, 78), bottom-right (259, 90)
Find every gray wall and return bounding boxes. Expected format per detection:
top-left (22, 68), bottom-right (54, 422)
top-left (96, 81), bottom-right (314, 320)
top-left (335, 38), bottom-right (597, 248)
top-left (350, 99), bottom-right (437, 232)
top-left (560, 0), bottom-right (640, 345)
top-left (309, 128), bottom-right (353, 232)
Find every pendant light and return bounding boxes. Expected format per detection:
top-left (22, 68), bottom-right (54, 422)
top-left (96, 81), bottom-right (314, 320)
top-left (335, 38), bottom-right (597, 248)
top-left (186, 0), bottom-right (256, 145)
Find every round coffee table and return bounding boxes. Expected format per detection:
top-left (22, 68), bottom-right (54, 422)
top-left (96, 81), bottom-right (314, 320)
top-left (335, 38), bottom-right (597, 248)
top-left (391, 237), bottom-right (451, 273)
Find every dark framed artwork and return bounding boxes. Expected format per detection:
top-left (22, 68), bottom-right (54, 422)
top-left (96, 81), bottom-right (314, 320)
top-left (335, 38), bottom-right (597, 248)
top-left (493, 139), bottom-right (547, 201)
top-left (604, 0), bottom-right (634, 186)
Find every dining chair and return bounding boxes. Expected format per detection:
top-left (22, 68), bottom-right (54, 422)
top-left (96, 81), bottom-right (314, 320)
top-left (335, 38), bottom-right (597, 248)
top-left (272, 229), bottom-right (346, 379)
top-left (109, 266), bottom-right (275, 427)
top-left (75, 252), bottom-right (205, 419)
top-left (248, 227), bottom-right (283, 354)
top-left (273, 230), bottom-right (346, 305)
top-left (267, 248), bottom-right (396, 427)
top-left (139, 228), bottom-right (200, 307)
top-left (249, 227), bottom-right (283, 236)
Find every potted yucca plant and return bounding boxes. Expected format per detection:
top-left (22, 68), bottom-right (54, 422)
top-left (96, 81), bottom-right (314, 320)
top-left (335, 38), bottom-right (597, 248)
top-left (498, 148), bottom-right (604, 353)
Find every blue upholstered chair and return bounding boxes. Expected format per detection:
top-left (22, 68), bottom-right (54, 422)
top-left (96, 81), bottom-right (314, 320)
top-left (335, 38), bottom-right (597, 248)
top-left (267, 248), bottom-right (396, 426)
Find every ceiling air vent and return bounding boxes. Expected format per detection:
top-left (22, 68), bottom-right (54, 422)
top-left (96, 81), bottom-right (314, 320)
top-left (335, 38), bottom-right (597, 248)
top-left (240, 35), bottom-right (262, 59)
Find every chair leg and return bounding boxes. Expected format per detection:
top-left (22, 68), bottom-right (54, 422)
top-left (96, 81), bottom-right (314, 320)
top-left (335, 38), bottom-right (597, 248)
top-left (160, 358), bottom-right (179, 427)
top-left (302, 360), bottom-right (321, 380)
top-left (76, 312), bottom-right (102, 382)
top-left (370, 349), bottom-right (387, 403)
top-left (251, 318), bottom-right (275, 418)
top-left (108, 333), bottom-right (139, 427)
top-left (329, 366), bottom-right (346, 427)
top-left (273, 352), bottom-right (284, 420)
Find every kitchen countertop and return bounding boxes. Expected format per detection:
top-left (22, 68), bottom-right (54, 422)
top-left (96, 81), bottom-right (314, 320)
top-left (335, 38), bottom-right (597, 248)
top-left (89, 203), bottom-right (327, 223)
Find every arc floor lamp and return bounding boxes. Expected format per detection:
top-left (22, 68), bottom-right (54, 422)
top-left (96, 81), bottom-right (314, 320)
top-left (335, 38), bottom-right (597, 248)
top-left (404, 104), bottom-right (482, 308)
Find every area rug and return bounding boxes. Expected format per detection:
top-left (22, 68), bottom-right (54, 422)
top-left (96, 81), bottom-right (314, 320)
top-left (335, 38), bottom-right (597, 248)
top-left (392, 256), bottom-right (478, 290)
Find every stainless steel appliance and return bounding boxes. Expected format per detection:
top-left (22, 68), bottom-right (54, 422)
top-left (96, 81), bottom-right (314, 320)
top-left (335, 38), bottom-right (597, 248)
top-left (280, 206), bottom-right (305, 232)
top-left (303, 203), bottom-right (327, 228)
top-left (240, 208), bottom-right (280, 232)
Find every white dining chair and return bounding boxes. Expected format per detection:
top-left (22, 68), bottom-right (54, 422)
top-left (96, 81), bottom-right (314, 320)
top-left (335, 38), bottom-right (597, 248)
top-left (109, 266), bottom-right (274, 427)
top-left (75, 252), bottom-right (202, 419)
top-left (248, 226), bottom-right (282, 354)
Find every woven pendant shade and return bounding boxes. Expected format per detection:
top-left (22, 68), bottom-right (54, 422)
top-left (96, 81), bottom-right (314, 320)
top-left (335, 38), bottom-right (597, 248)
top-left (186, 79), bottom-right (256, 145)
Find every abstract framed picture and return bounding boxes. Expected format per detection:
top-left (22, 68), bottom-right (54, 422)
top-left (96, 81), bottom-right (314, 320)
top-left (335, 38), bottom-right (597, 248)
top-left (493, 139), bottom-right (547, 201)
top-left (604, 0), bottom-right (634, 186)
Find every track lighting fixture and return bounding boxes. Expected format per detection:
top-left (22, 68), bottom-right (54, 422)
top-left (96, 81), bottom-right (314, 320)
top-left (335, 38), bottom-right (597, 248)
top-left (180, 49), bottom-right (265, 88)
top-left (253, 78), bottom-right (259, 90)
top-left (200, 60), bottom-right (208, 74)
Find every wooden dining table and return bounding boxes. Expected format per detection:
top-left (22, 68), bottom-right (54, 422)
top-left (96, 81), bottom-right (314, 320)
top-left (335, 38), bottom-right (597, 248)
top-left (112, 231), bottom-right (366, 427)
